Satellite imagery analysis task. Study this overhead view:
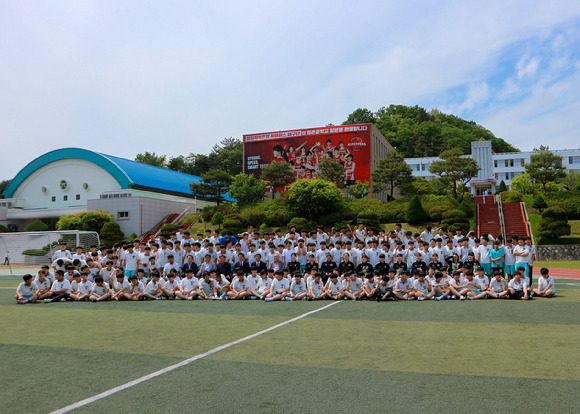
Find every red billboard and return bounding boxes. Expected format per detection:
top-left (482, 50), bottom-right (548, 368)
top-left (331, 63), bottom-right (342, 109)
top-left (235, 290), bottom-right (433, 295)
top-left (243, 124), bottom-right (371, 187)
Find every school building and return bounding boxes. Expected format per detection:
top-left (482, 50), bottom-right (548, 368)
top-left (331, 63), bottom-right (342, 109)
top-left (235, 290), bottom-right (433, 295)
top-left (404, 141), bottom-right (580, 195)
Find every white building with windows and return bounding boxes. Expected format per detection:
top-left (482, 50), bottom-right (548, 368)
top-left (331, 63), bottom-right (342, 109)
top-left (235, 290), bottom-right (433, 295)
top-left (405, 142), bottom-right (580, 195)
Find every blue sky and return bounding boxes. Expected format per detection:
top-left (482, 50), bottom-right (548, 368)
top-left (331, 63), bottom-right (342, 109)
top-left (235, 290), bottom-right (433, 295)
top-left (1, 0), bottom-right (580, 180)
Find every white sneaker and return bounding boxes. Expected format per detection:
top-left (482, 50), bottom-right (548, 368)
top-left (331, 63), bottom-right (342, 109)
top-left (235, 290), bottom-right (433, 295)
top-left (459, 296), bottom-right (465, 301)
top-left (436, 296), bottom-right (443, 301)
top-left (286, 297), bottom-right (293, 301)
top-left (468, 296), bottom-right (474, 300)
top-left (417, 297), bottom-right (425, 301)
top-left (44, 299), bottom-right (52, 303)
top-left (429, 297), bottom-right (436, 300)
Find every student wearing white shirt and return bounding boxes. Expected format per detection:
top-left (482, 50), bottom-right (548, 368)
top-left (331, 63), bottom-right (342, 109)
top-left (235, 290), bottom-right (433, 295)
top-left (343, 271), bottom-right (364, 300)
top-left (198, 272), bottom-right (220, 300)
top-left (251, 271), bottom-right (273, 300)
top-left (71, 272), bottom-right (94, 301)
top-left (487, 271), bottom-right (508, 299)
top-left (266, 270), bottom-right (291, 301)
top-left (325, 274), bottom-right (344, 300)
top-left (15, 274), bottom-right (38, 304)
top-left (179, 269), bottom-right (199, 300)
top-left (128, 275), bottom-right (147, 300)
top-left (533, 268), bottom-right (555, 298)
top-left (307, 273), bottom-right (326, 300)
top-left (431, 271), bottom-right (451, 301)
top-left (122, 244), bottom-right (140, 277)
top-left (512, 238), bottom-right (530, 278)
top-left (228, 269), bottom-right (250, 300)
top-left (464, 271), bottom-right (487, 299)
top-left (393, 271), bottom-right (415, 300)
top-left (110, 273), bottom-right (130, 300)
top-left (413, 273), bottom-right (436, 300)
top-left (161, 272), bottom-right (182, 299)
top-left (508, 271), bottom-right (530, 300)
top-left (90, 276), bottom-right (111, 302)
top-left (144, 273), bottom-right (164, 300)
top-left (361, 274), bottom-right (376, 300)
top-left (289, 273), bottom-right (307, 300)
top-left (33, 270), bottom-right (52, 300)
top-left (420, 225), bottom-right (433, 243)
top-left (449, 271), bottom-right (469, 300)
top-left (45, 270), bottom-right (71, 303)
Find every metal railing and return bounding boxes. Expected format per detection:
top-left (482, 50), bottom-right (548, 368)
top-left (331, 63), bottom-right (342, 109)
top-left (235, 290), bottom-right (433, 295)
top-left (496, 195), bottom-right (507, 242)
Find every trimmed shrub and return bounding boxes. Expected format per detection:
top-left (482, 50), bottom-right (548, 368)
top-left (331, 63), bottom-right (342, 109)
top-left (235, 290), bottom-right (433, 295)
top-left (496, 180), bottom-right (508, 193)
top-left (500, 191), bottom-right (523, 203)
top-left (240, 209), bottom-right (266, 227)
top-left (405, 195), bottom-right (429, 224)
top-left (200, 206), bottom-right (217, 222)
top-left (99, 222), bottom-right (125, 248)
top-left (211, 212), bottom-right (224, 227)
top-left (160, 223), bottom-right (180, 233)
top-left (441, 209), bottom-right (470, 232)
top-left (458, 196), bottom-right (475, 218)
top-left (532, 195), bottom-right (548, 213)
top-left (0, 224), bottom-right (8, 233)
top-left (429, 205), bottom-right (451, 222)
top-left (357, 211), bottom-right (380, 229)
top-left (543, 191), bottom-right (580, 219)
top-left (25, 220), bottom-right (49, 232)
top-left (223, 219), bottom-right (244, 234)
top-left (287, 217), bottom-right (311, 232)
top-left (538, 207), bottom-right (571, 239)
top-left (22, 249), bottom-right (49, 256)
top-left (264, 211), bottom-right (291, 227)
top-left (379, 204), bottom-right (406, 223)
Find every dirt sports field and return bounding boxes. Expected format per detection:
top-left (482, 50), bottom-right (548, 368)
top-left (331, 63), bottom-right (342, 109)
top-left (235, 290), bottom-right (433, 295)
top-left (0, 265), bottom-right (579, 414)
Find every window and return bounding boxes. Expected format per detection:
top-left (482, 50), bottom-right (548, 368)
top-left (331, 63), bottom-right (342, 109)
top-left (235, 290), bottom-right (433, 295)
top-left (506, 159), bottom-right (514, 167)
top-left (51, 196), bottom-right (56, 202)
top-left (63, 195), bottom-right (68, 201)
top-left (117, 211), bottom-right (129, 220)
top-left (521, 159), bottom-right (525, 166)
top-left (494, 160), bottom-right (498, 168)
top-left (76, 194), bottom-right (80, 200)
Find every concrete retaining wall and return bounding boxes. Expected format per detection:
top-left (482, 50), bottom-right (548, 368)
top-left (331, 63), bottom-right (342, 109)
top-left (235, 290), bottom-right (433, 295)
top-left (536, 245), bottom-right (580, 261)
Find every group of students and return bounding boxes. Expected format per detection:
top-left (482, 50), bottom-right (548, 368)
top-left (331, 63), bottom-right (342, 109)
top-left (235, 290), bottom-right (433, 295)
top-left (14, 223), bottom-right (553, 304)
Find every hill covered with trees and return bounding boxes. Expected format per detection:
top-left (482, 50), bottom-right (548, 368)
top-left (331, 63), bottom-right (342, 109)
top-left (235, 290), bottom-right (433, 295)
top-left (342, 105), bottom-right (519, 158)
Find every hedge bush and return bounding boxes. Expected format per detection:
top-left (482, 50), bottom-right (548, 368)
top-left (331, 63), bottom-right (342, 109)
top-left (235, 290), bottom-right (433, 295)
top-left (22, 249), bottom-right (48, 256)
top-left (357, 211), bottom-right (380, 229)
top-left (543, 191), bottom-right (580, 219)
top-left (160, 223), bottom-right (180, 233)
top-left (25, 220), bottom-right (49, 232)
top-left (287, 217), bottom-right (311, 232)
top-left (429, 205), bottom-right (451, 222)
top-left (405, 195), bottom-right (429, 224)
top-left (264, 211), bottom-right (291, 227)
top-left (538, 207), bottom-right (571, 239)
top-left (458, 196), bottom-right (475, 218)
top-left (223, 219), bottom-right (244, 234)
top-left (240, 208), bottom-right (266, 227)
top-left (0, 224), bottom-right (8, 233)
top-left (500, 191), bottom-right (524, 203)
top-left (99, 222), bottom-right (125, 248)
top-left (441, 209), bottom-right (470, 232)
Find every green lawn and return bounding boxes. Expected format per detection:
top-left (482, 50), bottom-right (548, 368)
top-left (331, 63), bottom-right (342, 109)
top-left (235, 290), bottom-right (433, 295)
top-left (1, 280), bottom-right (579, 413)
top-left (535, 260), bottom-right (580, 269)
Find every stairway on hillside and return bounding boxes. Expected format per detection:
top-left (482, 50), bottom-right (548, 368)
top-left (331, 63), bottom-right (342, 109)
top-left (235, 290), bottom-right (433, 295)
top-left (477, 202), bottom-right (501, 237)
top-left (502, 203), bottom-right (530, 238)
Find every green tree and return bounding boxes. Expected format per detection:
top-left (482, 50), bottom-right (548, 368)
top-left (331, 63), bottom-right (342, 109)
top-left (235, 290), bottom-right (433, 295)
top-left (99, 222), bottom-right (125, 247)
top-left (25, 220), bottom-right (49, 232)
top-left (429, 148), bottom-right (479, 200)
top-left (342, 108), bottom-right (376, 125)
top-left (441, 209), bottom-right (470, 232)
top-left (229, 173), bottom-right (267, 204)
top-left (211, 211), bottom-right (224, 230)
top-left (371, 150), bottom-right (414, 199)
top-left (561, 171), bottom-right (580, 192)
top-left (135, 152), bottom-right (166, 167)
top-left (317, 158), bottom-right (346, 188)
top-left (190, 169), bottom-right (233, 206)
top-left (458, 196), bottom-right (475, 218)
top-left (405, 195), bottom-right (429, 224)
top-left (538, 207), bottom-right (571, 239)
top-left (212, 137), bottom-right (243, 176)
top-left (287, 179), bottom-right (344, 221)
top-left (0, 179), bottom-right (12, 199)
top-left (410, 177), bottom-right (433, 195)
top-left (260, 162), bottom-right (295, 199)
top-left (347, 180), bottom-right (369, 199)
top-left (510, 173), bottom-right (537, 195)
top-left (532, 195), bottom-right (548, 213)
top-left (525, 146), bottom-right (567, 193)
top-left (57, 211), bottom-right (114, 233)
top-left (496, 180), bottom-right (508, 194)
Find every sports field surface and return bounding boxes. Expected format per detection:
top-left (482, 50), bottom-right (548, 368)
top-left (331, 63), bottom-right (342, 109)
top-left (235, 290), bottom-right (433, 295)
top-left (1, 273), bottom-right (579, 413)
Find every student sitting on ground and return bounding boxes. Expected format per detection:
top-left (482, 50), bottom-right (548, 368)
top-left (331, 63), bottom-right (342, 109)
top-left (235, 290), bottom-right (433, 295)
top-left (325, 274), bottom-right (344, 301)
top-left (289, 273), bottom-right (308, 301)
top-left (90, 276), bottom-right (111, 302)
top-left (508, 271), bottom-right (530, 300)
top-left (533, 268), bottom-right (555, 298)
top-left (487, 270), bottom-right (508, 299)
top-left (15, 274), bottom-right (38, 304)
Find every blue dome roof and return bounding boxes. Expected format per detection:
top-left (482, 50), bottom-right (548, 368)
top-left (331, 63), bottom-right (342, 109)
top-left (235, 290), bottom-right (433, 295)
top-left (4, 148), bottom-right (234, 202)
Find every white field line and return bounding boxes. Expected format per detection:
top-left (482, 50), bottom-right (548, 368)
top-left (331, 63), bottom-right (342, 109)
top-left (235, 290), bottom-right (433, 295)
top-left (50, 300), bottom-right (342, 414)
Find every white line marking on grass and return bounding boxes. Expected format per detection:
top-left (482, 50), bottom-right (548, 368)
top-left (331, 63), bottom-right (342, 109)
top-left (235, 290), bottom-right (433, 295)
top-left (50, 300), bottom-right (342, 414)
